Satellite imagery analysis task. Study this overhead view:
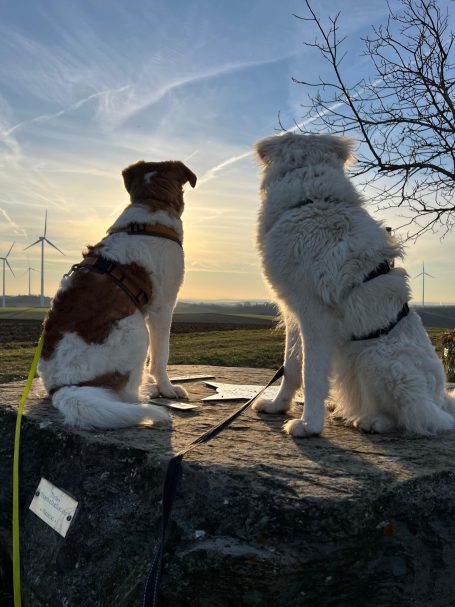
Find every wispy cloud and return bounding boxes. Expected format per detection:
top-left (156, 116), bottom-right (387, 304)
top-left (4, 86), bottom-right (132, 137)
top-left (95, 52), bottom-right (300, 127)
top-left (1, 49), bottom-right (297, 138)
top-left (0, 96), bottom-right (22, 166)
top-left (0, 207), bottom-right (27, 237)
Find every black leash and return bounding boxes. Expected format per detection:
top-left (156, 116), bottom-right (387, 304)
top-left (143, 365), bottom-right (285, 607)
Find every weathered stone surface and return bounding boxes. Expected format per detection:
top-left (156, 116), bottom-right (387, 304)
top-left (1, 366), bottom-right (455, 607)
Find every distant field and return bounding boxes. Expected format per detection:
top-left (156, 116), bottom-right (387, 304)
top-left (0, 307), bottom-right (453, 384)
top-left (0, 307), bottom-right (48, 320)
top-left (0, 308), bottom-right (275, 325)
top-left (1, 306), bottom-right (455, 328)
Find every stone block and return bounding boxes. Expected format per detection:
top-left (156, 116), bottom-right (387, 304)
top-left (1, 366), bottom-right (455, 607)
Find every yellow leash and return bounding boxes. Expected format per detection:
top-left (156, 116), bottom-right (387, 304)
top-left (12, 330), bottom-right (46, 607)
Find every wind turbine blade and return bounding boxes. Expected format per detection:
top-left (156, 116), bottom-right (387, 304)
top-left (44, 209), bottom-right (48, 238)
top-left (414, 272), bottom-right (423, 278)
top-left (45, 238), bottom-right (65, 255)
top-left (24, 239), bottom-right (41, 251)
top-left (6, 259), bottom-right (15, 277)
top-left (426, 273), bottom-right (435, 278)
top-left (6, 241), bottom-right (15, 258)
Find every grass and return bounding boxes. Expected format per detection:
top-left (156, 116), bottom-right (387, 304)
top-left (0, 343), bottom-right (37, 383)
top-left (0, 329), bottom-right (286, 384)
top-left (0, 327), bottom-right (451, 385)
top-left (0, 307), bottom-right (48, 320)
top-left (169, 329), bottom-right (285, 368)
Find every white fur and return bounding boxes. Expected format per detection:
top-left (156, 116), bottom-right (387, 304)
top-left (39, 204), bottom-right (188, 429)
top-left (254, 133), bottom-right (455, 437)
top-left (144, 170), bottom-right (158, 184)
top-left (52, 386), bottom-right (170, 430)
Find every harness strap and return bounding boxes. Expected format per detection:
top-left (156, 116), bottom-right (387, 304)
top-left (67, 256), bottom-right (150, 309)
top-left (351, 302), bottom-right (410, 341)
top-left (143, 365), bottom-right (285, 607)
top-left (108, 223), bottom-right (182, 246)
top-left (363, 260), bottom-right (391, 283)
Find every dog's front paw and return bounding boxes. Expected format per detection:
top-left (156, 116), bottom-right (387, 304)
top-left (283, 419), bottom-right (321, 438)
top-left (157, 383), bottom-right (189, 400)
top-left (253, 397), bottom-right (290, 414)
top-left (170, 384), bottom-right (189, 399)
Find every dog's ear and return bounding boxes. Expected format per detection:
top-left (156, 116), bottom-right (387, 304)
top-left (331, 137), bottom-right (357, 166)
top-left (122, 161), bottom-right (146, 193)
top-left (173, 161), bottom-right (197, 188)
top-left (254, 136), bottom-right (283, 164)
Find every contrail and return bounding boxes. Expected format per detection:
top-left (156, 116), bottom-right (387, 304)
top-left (197, 151), bottom-right (252, 185)
top-left (198, 77), bottom-right (384, 186)
top-left (197, 107), bottom-right (337, 185)
top-left (3, 85), bottom-right (132, 137)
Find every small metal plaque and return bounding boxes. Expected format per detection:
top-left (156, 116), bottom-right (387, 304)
top-left (29, 478), bottom-right (78, 538)
top-left (151, 399), bottom-right (199, 410)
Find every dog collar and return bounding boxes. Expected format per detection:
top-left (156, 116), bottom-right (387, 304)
top-left (290, 198), bottom-right (314, 210)
top-left (108, 223), bottom-right (182, 246)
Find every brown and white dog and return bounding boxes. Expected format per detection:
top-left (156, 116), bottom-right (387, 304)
top-left (38, 160), bottom-right (197, 430)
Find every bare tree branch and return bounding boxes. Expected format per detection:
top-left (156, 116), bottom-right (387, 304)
top-left (290, 0), bottom-right (454, 239)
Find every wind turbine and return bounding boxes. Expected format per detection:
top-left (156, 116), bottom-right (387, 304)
top-left (24, 210), bottom-right (64, 306)
top-left (415, 261), bottom-right (434, 307)
top-left (1, 242), bottom-right (15, 308)
top-left (22, 265), bottom-right (38, 296)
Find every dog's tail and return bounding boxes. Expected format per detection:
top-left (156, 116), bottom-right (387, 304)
top-left (52, 386), bottom-right (170, 430)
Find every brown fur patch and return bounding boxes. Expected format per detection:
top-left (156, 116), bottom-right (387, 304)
top-left (121, 160), bottom-right (197, 215)
top-left (49, 371), bottom-right (130, 395)
top-left (42, 262), bottom-right (152, 360)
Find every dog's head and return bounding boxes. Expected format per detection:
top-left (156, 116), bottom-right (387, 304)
top-left (122, 160), bottom-right (197, 215)
top-left (255, 132), bottom-right (356, 170)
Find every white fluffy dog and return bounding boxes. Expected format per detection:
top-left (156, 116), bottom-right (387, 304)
top-left (253, 132), bottom-right (455, 437)
top-left (39, 160), bottom-right (196, 430)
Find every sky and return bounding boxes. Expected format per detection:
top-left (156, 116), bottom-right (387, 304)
top-left (0, 0), bottom-right (454, 304)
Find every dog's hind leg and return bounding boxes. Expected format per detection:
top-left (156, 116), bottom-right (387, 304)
top-left (118, 366), bottom-right (145, 403)
top-left (253, 314), bottom-right (302, 414)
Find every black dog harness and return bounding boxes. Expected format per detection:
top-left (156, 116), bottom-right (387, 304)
top-left (352, 259), bottom-right (409, 341)
top-left (66, 255), bottom-right (151, 309)
top-left (289, 196), bottom-right (409, 342)
top-left (64, 222), bottom-right (182, 310)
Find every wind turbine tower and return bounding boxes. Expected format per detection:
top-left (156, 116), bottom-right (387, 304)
top-left (24, 265), bottom-right (38, 297)
top-left (1, 242), bottom-right (15, 308)
top-left (25, 211), bottom-right (64, 307)
top-left (415, 261), bottom-right (434, 307)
